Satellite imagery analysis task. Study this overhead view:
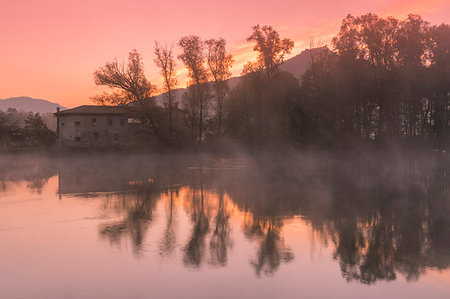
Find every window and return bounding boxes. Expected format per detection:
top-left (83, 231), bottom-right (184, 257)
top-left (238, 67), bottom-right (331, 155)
top-left (75, 137), bottom-right (81, 141)
top-left (108, 119), bottom-right (113, 126)
top-left (114, 133), bottom-right (119, 141)
top-left (94, 133), bottom-right (99, 141)
top-left (128, 118), bottom-right (141, 124)
top-left (92, 118), bottom-right (97, 126)
top-left (120, 119), bottom-right (125, 126)
top-left (75, 121), bottom-right (80, 127)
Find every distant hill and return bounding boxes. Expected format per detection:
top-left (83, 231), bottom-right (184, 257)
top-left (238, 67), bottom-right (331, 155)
top-left (280, 48), bottom-right (322, 80)
top-left (2, 48), bottom-right (321, 112)
top-left (0, 97), bottom-right (66, 114)
top-left (154, 48), bottom-right (322, 106)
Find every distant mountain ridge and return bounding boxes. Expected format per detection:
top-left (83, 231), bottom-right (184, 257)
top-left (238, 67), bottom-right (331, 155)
top-left (154, 48), bottom-right (322, 106)
top-left (280, 48), bottom-right (322, 80)
top-left (2, 48), bottom-right (321, 112)
top-left (0, 97), bottom-right (66, 114)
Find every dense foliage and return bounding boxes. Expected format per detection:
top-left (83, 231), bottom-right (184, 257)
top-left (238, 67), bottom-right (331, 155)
top-left (0, 108), bottom-right (56, 148)
top-left (295, 14), bottom-right (449, 147)
top-left (91, 13), bottom-right (449, 149)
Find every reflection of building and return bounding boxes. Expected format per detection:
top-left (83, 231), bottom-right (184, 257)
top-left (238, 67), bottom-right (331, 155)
top-left (57, 168), bottom-right (155, 195)
top-left (58, 171), bottom-right (134, 194)
top-left (55, 105), bottom-right (141, 147)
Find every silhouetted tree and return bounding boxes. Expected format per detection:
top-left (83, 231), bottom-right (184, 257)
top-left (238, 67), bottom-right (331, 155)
top-left (205, 38), bottom-right (233, 137)
top-left (154, 42), bottom-right (177, 140)
top-left (24, 113), bottom-right (56, 146)
top-left (224, 25), bottom-right (297, 145)
top-left (178, 36), bottom-right (210, 144)
top-left (296, 13), bottom-right (449, 146)
top-left (246, 25), bottom-right (294, 77)
top-left (92, 49), bottom-right (160, 136)
top-left (226, 70), bottom-right (299, 144)
top-left (427, 23), bottom-right (450, 148)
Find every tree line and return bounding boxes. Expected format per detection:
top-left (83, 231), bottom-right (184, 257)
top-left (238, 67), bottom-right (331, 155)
top-left (93, 13), bottom-right (449, 148)
top-left (297, 14), bottom-right (450, 147)
top-left (49, 149), bottom-right (448, 280)
top-left (0, 108), bottom-right (56, 148)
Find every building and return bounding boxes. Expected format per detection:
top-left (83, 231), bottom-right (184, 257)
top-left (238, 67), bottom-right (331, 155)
top-left (55, 105), bottom-right (140, 147)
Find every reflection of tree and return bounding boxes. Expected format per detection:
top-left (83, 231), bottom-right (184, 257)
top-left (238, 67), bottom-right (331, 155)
top-left (245, 216), bottom-right (294, 276)
top-left (209, 179), bottom-right (232, 267)
top-left (0, 155), bottom-right (56, 193)
top-left (99, 192), bottom-right (158, 255)
top-left (218, 152), bottom-right (450, 282)
top-left (26, 174), bottom-right (51, 194)
top-left (333, 218), bottom-right (397, 284)
top-left (8, 152), bottom-right (443, 282)
top-left (183, 171), bottom-right (210, 267)
top-left (183, 212), bottom-right (209, 267)
top-left (322, 153), bottom-right (450, 284)
top-left (159, 180), bottom-right (177, 257)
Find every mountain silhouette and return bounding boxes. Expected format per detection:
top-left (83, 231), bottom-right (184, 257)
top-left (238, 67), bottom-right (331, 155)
top-left (153, 48), bottom-right (323, 107)
top-left (2, 48), bottom-right (322, 111)
top-left (0, 97), bottom-right (66, 114)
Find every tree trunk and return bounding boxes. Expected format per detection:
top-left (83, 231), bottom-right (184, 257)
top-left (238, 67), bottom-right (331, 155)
top-left (168, 89), bottom-right (172, 139)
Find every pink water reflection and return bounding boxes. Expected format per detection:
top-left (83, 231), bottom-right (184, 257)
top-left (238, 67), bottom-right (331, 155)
top-left (1, 153), bottom-right (450, 298)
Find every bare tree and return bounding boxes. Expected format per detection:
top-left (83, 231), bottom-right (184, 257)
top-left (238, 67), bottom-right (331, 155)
top-left (154, 42), bottom-right (177, 139)
top-left (92, 49), bottom-right (159, 135)
top-left (178, 36), bottom-right (209, 144)
top-left (205, 38), bottom-right (233, 136)
top-left (246, 25), bottom-right (294, 77)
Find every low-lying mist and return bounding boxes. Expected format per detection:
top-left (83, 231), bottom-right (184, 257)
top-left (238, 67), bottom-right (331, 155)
top-left (0, 148), bottom-right (448, 282)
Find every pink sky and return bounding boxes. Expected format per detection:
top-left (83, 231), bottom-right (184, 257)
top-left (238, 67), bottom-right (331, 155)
top-left (1, 0), bottom-right (449, 108)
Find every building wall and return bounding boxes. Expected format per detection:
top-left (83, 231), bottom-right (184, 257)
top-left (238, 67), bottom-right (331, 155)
top-left (58, 114), bottom-right (129, 146)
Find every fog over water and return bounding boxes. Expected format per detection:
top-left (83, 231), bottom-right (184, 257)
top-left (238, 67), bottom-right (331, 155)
top-left (0, 150), bottom-right (449, 298)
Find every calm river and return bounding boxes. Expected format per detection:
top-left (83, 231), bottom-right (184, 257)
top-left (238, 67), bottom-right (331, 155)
top-left (0, 150), bottom-right (449, 298)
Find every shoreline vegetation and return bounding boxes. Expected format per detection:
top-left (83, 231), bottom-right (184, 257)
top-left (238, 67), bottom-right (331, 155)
top-left (1, 12), bottom-right (449, 152)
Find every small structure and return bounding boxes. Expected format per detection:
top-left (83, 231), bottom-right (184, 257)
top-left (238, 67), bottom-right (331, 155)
top-left (55, 105), bottom-right (139, 147)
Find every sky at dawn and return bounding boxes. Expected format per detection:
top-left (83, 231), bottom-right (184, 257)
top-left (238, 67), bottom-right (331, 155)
top-left (1, 0), bottom-right (449, 108)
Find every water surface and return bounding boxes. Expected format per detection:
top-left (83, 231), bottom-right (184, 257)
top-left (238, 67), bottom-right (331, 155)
top-left (1, 151), bottom-right (449, 298)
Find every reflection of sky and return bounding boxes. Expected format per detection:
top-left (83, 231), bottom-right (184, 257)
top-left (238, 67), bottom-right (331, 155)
top-left (1, 0), bottom-right (449, 107)
top-left (1, 175), bottom-right (450, 298)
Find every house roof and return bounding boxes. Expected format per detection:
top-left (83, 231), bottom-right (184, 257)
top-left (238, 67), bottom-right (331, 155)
top-left (55, 105), bottom-right (131, 116)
